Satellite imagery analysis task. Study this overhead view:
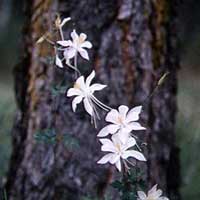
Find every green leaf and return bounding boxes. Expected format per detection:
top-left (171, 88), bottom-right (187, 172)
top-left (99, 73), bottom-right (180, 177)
top-left (111, 180), bottom-right (123, 190)
top-left (63, 134), bottom-right (80, 149)
top-left (51, 85), bottom-right (68, 96)
top-left (34, 129), bottom-right (79, 151)
top-left (34, 129), bottom-right (57, 144)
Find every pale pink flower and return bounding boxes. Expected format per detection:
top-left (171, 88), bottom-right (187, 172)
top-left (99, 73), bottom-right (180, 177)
top-left (97, 134), bottom-right (146, 171)
top-left (137, 185), bottom-right (169, 200)
top-left (57, 29), bottom-right (92, 61)
top-left (98, 105), bottom-right (145, 143)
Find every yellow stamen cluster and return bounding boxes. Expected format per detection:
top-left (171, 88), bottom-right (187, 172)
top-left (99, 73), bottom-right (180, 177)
top-left (146, 198), bottom-right (154, 200)
top-left (74, 83), bottom-right (80, 89)
top-left (78, 36), bottom-right (85, 44)
top-left (117, 116), bottom-right (123, 124)
top-left (116, 143), bottom-right (121, 153)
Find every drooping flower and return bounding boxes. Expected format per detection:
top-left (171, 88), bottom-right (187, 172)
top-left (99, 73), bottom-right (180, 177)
top-left (97, 134), bottom-right (146, 171)
top-left (57, 29), bottom-right (92, 61)
top-left (60, 17), bottom-right (71, 28)
top-left (97, 105), bottom-right (145, 143)
top-left (67, 70), bottom-right (110, 126)
top-left (55, 16), bottom-right (71, 29)
top-left (137, 185), bottom-right (169, 200)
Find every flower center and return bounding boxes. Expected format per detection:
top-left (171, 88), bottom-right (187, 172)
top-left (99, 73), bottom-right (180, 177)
top-left (78, 36), bottom-right (85, 44)
top-left (147, 198), bottom-right (155, 200)
top-left (115, 143), bottom-right (121, 153)
top-left (74, 83), bottom-right (80, 89)
top-left (117, 116), bottom-right (123, 124)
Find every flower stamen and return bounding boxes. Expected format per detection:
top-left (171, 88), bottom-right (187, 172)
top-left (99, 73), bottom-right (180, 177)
top-left (74, 83), bottom-right (80, 89)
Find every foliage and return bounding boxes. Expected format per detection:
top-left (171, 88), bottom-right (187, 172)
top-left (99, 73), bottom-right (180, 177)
top-left (112, 168), bottom-right (145, 200)
top-left (51, 85), bottom-right (68, 97)
top-left (34, 129), bottom-right (79, 150)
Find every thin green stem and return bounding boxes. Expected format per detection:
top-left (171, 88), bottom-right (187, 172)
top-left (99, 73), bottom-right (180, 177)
top-left (67, 62), bottom-right (81, 76)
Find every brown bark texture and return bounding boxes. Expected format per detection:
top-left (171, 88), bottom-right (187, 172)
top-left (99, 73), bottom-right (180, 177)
top-left (6, 0), bottom-right (180, 199)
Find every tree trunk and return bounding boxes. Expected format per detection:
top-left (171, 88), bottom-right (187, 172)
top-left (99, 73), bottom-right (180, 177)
top-left (6, 0), bottom-right (180, 199)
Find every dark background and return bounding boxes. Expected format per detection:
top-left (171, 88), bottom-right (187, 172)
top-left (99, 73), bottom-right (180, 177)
top-left (0, 0), bottom-right (200, 199)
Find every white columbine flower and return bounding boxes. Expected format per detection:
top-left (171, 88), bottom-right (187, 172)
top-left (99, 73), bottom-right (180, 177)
top-left (67, 70), bottom-right (110, 125)
top-left (97, 134), bottom-right (146, 171)
top-left (137, 185), bottom-right (169, 200)
top-left (97, 105), bottom-right (145, 143)
top-left (57, 29), bottom-right (92, 61)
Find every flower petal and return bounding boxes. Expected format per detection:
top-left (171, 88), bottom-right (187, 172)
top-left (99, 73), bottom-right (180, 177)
top-left (148, 187), bottom-right (163, 199)
top-left (83, 98), bottom-right (93, 116)
top-left (128, 122), bottom-right (146, 131)
top-left (117, 130), bottom-right (130, 144)
top-left (97, 124), bottom-right (120, 137)
top-left (97, 153), bottom-right (114, 164)
top-left (81, 41), bottom-right (92, 49)
top-left (111, 134), bottom-right (122, 147)
top-left (76, 76), bottom-right (85, 89)
top-left (90, 84), bottom-right (107, 92)
top-left (125, 137), bottom-right (137, 149)
top-left (109, 154), bottom-right (120, 164)
top-left (79, 48), bottom-right (89, 60)
top-left (153, 189), bottom-right (162, 198)
top-left (99, 138), bottom-right (116, 153)
top-left (64, 47), bottom-right (76, 60)
top-left (67, 88), bottom-right (82, 97)
top-left (99, 138), bottom-right (114, 146)
top-left (57, 40), bottom-right (73, 47)
top-left (126, 105), bottom-right (142, 122)
top-left (158, 197), bottom-right (169, 200)
top-left (86, 70), bottom-right (95, 87)
top-left (72, 96), bottom-right (83, 112)
top-left (80, 33), bottom-right (87, 41)
top-left (101, 144), bottom-right (116, 153)
top-left (105, 109), bottom-right (120, 124)
top-left (60, 17), bottom-right (71, 27)
top-left (137, 191), bottom-right (147, 200)
top-left (115, 159), bottom-right (121, 172)
top-left (118, 105), bottom-right (129, 119)
top-left (71, 29), bottom-right (79, 41)
top-left (55, 55), bottom-right (63, 68)
top-left (122, 150), bottom-right (146, 161)
top-left (148, 185), bottom-right (158, 196)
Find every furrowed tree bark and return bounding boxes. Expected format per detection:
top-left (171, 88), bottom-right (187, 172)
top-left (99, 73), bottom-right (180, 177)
top-left (6, 0), bottom-right (180, 199)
